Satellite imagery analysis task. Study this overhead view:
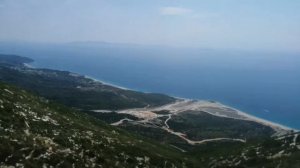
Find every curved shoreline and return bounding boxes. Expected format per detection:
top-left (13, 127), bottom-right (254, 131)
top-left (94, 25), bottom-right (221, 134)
top-left (201, 101), bottom-right (296, 135)
top-left (214, 102), bottom-right (295, 131)
top-left (117, 98), bottom-right (295, 136)
top-left (32, 64), bottom-right (298, 131)
top-left (64, 71), bottom-right (298, 133)
top-left (84, 75), bottom-right (131, 91)
top-left (170, 97), bottom-right (297, 132)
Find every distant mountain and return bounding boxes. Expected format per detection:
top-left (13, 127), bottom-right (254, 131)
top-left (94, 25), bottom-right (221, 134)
top-left (65, 41), bottom-right (214, 51)
top-left (66, 41), bottom-right (141, 48)
top-left (0, 54), bottom-right (299, 167)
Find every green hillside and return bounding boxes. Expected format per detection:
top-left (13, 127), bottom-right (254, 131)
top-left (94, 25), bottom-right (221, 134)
top-left (0, 82), bottom-right (193, 167)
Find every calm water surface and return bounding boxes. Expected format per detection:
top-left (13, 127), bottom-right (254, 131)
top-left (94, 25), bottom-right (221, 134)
top-left (1, 42), bottom-right (299, 129)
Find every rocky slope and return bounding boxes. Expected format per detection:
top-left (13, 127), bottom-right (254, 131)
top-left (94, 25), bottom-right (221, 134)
top-left (0, 82), bottom-right (192, 167)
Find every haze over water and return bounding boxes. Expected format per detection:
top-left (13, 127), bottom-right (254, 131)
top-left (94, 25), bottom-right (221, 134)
top-left (1, 42), bottom-right (299, 129)
top-left (1, 0), bottom-right (300, 129)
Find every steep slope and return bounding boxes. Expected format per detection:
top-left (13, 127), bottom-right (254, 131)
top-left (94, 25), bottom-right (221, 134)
top-left (0, 82), bottom-right (193, 167)
top-left (1, 83), bottom-right (299, 167)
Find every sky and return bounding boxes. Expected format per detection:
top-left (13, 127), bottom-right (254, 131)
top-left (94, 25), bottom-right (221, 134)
top-left (0, 0), bottom-right (299, 51)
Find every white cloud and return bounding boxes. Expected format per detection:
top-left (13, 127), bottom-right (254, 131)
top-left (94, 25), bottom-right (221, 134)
top-left (160, 7), bottom-right (192, 16)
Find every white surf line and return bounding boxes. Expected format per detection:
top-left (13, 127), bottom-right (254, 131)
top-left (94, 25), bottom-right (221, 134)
top-left (208, 102), bottom-right (295, 131)
top-left (111, 118), bottom-right (133, 126)
top-left (84, 75), bottom-right (130, 90)
top-left (122, 99), bottom-right (292, 134)
top-left (200, 109), bottom-right (293, 137)
top-left (117, 100), bottom-right (271, 145)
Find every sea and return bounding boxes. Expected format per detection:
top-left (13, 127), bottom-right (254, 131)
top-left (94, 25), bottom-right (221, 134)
top-left (1, 42), bottom-right (300, 129)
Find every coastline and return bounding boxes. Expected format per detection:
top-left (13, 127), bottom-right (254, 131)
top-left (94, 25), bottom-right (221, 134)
top-left (211, 101), bottom-right (296, 133)
top-left (28, 61), bottom-right (131, 91)
top-left (83, 75), bottom-right (131, 91)
top-left (223, 104), bottom-right (294, 130)
top-left (29, 62), bottom-right (297, 133)
top-left (164, 95), bottom-right (295, 132)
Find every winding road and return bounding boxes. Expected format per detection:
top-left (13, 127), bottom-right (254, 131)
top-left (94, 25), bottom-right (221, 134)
top-left (162, 114), bottom-right (246, 145)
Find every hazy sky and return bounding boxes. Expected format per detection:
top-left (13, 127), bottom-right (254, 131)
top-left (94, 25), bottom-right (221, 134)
top-left (0, 0), bottom-right (299, 51)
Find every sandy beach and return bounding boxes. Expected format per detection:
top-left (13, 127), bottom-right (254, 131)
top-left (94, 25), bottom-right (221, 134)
top-left (83, 75), bottom-right (131, 90)
top-left (118, 98), bottom-right (295, 135)
top-left (85, 74), bottom-right (295, 135)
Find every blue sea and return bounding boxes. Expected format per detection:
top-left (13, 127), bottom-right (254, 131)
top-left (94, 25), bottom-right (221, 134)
top-left (1, 42), bottom-right (300, 129)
